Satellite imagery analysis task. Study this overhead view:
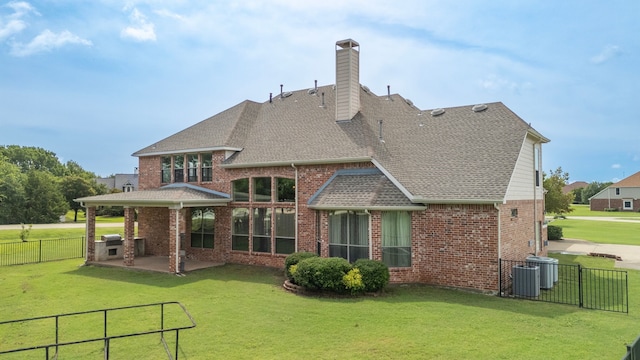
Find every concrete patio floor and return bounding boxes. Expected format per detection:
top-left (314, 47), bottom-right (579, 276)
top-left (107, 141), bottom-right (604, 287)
top-left (88, 256), bottom-right (223, 273)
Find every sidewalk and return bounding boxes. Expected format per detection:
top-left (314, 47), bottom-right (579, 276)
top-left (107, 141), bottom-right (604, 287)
top-left (548, 238), bottom-right (640, 271)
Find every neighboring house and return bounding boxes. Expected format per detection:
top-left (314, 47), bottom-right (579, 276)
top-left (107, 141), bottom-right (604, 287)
top-left (76, 39), bottom-right (549, 293)
top-left (589, 171), bottom-right (640, 212)
top-left (96, 173), bottom-right (139, 193)
top-left (563, 181), bottom-right (588, 194)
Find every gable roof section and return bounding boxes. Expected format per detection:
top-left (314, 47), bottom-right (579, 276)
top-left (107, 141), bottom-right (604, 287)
top-left (308, 169), bottom-right (424, 210)
top-left (75, 183), bottom-right (231, 207)
top-left (134, 84), bottom-right (548, 203)
top-left (132, 101), bottom-right (262, 157)
top-left (613, 171), bottom-right (640, 187)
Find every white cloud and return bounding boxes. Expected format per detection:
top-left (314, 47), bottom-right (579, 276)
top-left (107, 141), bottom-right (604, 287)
top-left (611, 163), bottom-right (621, 169)
top-left (10, 29), bottom-right (92, 56)
top-left (0, 1), bottom-right (38, 41)
top-left (478, 74), bottom-right (533, 94)
top-left (590, 45), bottom-right (620, 64)
top-left (121, 8), bottom-right (156, 42)
top-left (154, 9), bottom-right (186, 22)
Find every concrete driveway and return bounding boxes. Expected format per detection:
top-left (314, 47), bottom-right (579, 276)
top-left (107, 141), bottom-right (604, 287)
top-left (548, 238), bottom-right (640, 271)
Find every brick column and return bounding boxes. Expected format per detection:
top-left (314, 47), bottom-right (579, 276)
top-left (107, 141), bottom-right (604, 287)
top-left (123, 207), bottom-right (136, 266)
top-left (168, 207), bottom-right (180, 273)
top-left (86, 206), bottom-right (96, 262)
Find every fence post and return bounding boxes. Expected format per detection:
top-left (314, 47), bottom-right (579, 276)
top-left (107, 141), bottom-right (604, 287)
top-left (578, 265), bottom-right (583, 308)
top-left (39, 240), bottom-right (42, 263)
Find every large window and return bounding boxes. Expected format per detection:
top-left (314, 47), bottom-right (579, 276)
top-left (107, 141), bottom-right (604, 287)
top-left (232, 208), bottom-right (249, 251)
top-left (161, 157), bottom-right (171, 183)
top-left (253, 177), bottom-right (271, 202)
top-left (174, 155), bottom-right (184, 183)
top-left (191, 208), bottom-right (214, 249)
top-left (187, 154), bottom-right (198, 182)
top-left (233, 179), bottom-right (249, 202)
top-left (329, 210), bottom-right (369, 262)
top-left (277, 178), bottom-right (295, 202)
top-left (253, 208), bottom-right (272, 253)
top-left (201, 153), bottom-right (212, 182)
top-left (382, 211), bottom-right (411, 267)
top-left (275, 208), bottom-right (295, 254)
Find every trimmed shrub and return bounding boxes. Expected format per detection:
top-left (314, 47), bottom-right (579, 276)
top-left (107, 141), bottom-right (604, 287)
top-left (343, 268), bottom-right (365, 295)
top-left (547, 225), bottom-right (563, 240)
top-left (284, 252), bottom-right (318, 281)
top-left (354, 259), bottom-right (389, 292)
top-left (293, 257), bottom-right (352, 293)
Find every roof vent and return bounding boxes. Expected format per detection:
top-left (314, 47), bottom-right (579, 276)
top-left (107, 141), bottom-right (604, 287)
top-left (472, 104), bottom-right (488, 112)
top-left (307, 88), bottom-right (317, 95)
top-left (362, 85), bottom-right (370, 93)
top-left (282, 91), bottom-right (293, 98)
top-left (431, 108), bottom-right (445, 116)
top-left (405, 98), bottom-right (414, 107)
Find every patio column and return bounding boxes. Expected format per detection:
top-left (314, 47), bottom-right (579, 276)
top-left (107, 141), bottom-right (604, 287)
top-left (123, 207), bottom-right (136, 266)
top-left (168, 206), bottom-right (183, 273)
top-left (85, 206), bottom-right (96, 262)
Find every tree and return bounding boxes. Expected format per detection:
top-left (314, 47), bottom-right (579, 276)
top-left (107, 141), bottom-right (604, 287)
top-left (543, 167), bottom-right (574, 215)
top-left (60, 176), bottom-right (97, 222)
top-left (22, 170), bottom-right (69, 224)
top-left (0, 145), bottom-right (66, 176)
top-left (0, 159), bottom-right (26, 224)
top-left (571, 187), bottom-right (584, 204)
top-left (581, 181), bottom-right (613, 204)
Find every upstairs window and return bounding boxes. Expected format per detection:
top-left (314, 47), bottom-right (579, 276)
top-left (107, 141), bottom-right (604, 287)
top-left (161, 157), bottom-right (171, 183)
top-left (232, 179), bottom-right (249, 202)
top-left (174, 155), bottom-right (184, 183)
top-left (253, 177), bottom-right (271, 202)
top-left (616, 188), bottom-right (620, 195)
top-left (201, 153), bottom-right (213, 182)
top-left (277, 178), bottom-right (295, 202)
top-left (187, 154), bottom-right (198, 182)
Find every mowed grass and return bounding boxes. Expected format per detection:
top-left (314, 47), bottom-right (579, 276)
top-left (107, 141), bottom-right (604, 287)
top-left (559, 204), bottom-right (640, 219)
top-left (1, 259), bottom-right (639, 359)
top-left (0, 227), bottom-right (129, 243)
top-left (550, 219), bottom-right (640, 246)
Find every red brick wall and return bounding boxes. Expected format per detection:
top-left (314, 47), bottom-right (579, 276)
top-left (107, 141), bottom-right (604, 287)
top-left (499, 200), bottom-right (547, 261)
top-left (591, 198), bottom-right (640, 212)
top-left (136, 153), bottom-right (545, 292)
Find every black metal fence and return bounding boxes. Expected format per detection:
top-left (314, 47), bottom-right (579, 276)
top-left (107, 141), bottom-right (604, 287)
top-left (499, 259), bottom-right (628, 313)
top-left (623, 333), bottom-right (640, 360)
top-left (0, 301), bottom-right (196, 359)
top-left (0, 237), bottom-right (85, 266)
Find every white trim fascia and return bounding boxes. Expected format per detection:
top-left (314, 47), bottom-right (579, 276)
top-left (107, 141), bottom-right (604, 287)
top-left (308, 205), bottom-right (427, 211)
top-left (220, 156), bottom-right (372, 169)
top-left (133, 146), bottom-right (243, 157)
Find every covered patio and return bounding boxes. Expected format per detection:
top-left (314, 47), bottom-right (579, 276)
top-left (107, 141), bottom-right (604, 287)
top-left (75, 183), bottom-right (231, 274)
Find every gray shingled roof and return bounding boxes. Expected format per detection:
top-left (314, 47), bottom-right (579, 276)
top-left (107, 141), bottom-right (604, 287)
top-left (308, 169), bottom-right (424, 210)
top-left (133, 84), bottom-right (548, 203)
top-left (75, 183), bottom-right (230, 207)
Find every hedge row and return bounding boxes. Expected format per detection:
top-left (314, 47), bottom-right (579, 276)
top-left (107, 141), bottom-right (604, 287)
top-left (284, 252), bottom-right (389, 295)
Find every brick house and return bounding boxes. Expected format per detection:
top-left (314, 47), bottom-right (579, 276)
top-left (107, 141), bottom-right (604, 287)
top-left (589, 171), bottom-right (640, 212)
top-left (76, 39), bottom-right (549, 293)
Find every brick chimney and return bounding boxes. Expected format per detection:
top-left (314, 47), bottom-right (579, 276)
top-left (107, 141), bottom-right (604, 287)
top-left (335, 39), bottom-right (360, 122)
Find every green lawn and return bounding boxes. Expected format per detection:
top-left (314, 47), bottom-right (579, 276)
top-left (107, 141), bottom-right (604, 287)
top-left (559, 204), bottom-right (640, 219)
top-left (0, 258), bottom-right (639, 359)
top-left (551, 218), bottom-right (640, 246)
top-left (0, 227), bottom-right (129, 243)
top-left (65, 209), bottom-right (125, 223)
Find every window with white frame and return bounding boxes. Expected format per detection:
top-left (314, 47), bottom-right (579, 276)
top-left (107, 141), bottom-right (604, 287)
top-left (623, 199), bottom-right (633, 210)
top-left (201, 153), bottom-right (213, 182)
top-left (329, 210), bottom-right (369, 262)
top-left (382, 211), bottom-right (411, 267)
top-left (187, 154), bottom-right (198, 182)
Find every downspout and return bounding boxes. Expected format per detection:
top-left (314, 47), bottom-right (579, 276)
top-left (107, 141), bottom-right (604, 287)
top-left (364, 209), bottom-right (372, 259)
top-left (291, 164), bottom-right (299, 251)
top-left (533, 142), bottom-right (538, 256)
top-left (175, 202), bottom-right (184, 274)
top-left (493, 203), bottom-right (501, 261)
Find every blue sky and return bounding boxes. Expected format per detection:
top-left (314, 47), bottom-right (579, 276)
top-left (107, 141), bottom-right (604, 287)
top-left (1, 1), bottom-right (638, 183)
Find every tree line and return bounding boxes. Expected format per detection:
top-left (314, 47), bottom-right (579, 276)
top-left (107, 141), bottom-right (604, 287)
top-left (0, 145), bottom-right (110, 225)
top-left (543, 166), bottom-right (612, 215)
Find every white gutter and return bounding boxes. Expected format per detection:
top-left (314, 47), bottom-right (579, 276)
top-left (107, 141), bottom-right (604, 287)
top-left (132, 146), bottom-right (243, 157)
top-left (291, 163), bottom-right (299, 252)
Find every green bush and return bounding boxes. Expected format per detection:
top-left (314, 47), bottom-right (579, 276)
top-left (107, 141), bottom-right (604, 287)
top-left (354, 259), bottom-right (389, 292)
top-left (547, 225), bottom-right (563, 240)
top-left (284, 252), bottom-right (318, 281)
top-left (293, 257), bottom-right (352, 293)
top-left (343, 268), bottom-right (365, 295)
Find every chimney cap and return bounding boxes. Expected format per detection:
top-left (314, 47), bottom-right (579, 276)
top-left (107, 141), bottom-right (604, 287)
top-left (336, 39), bottom-right (359, 49)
